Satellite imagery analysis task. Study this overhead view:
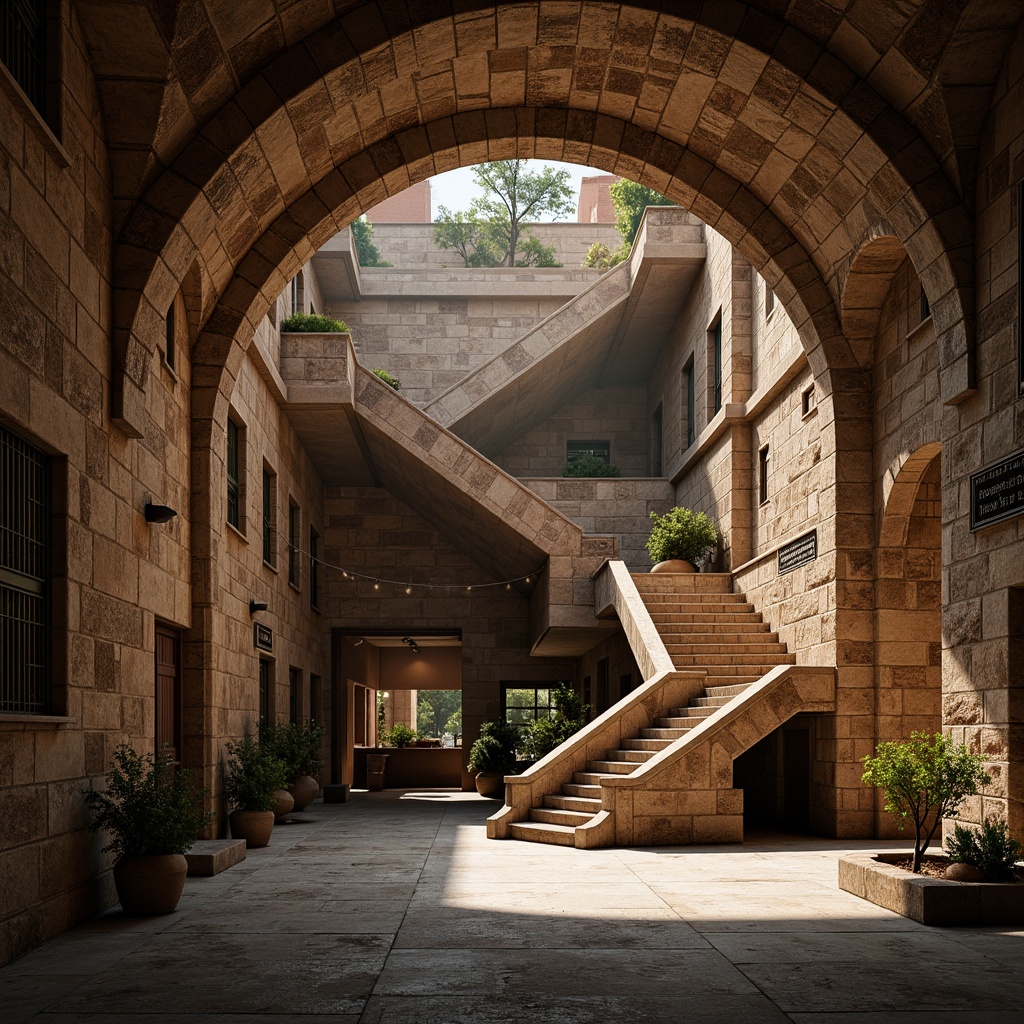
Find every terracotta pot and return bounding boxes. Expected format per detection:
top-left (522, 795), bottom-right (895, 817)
top-left (229, 809), bottom-right (275, 848)
top-left (474, 771), bottom-right (505, 799)
top-left (271, 788), bottom-right (295, 820)
top-left (113, 854), bottom-right (188, 915)
top-left (287, 774), bottom-right (319, 810)
top-left (651, 559), bottom-right (696, 573)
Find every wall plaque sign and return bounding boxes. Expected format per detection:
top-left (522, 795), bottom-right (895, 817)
top-left (970, 450), bottom-right (1024, 530)
top-left (778, 530), bottom-right (817, 576)
top-left (254, 623), bottom-right (273, 652)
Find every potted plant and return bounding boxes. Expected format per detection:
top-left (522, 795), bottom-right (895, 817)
top-left (467, 720), bottom-right (520, 798)
top-left (83, 744), bottom-right (214, 915)
top-left (945, 819), bottom-right (1022, 882)
top-left (384, 723), bottom-right (416, 748)
top-left (223, 736), bottom-right (289, 847)
top-left (645, 506), bottom-right (718, 573)
top-left (520, 684), bottom-right (589, 761)
top-left (260, 721), bottom-right (324, 811)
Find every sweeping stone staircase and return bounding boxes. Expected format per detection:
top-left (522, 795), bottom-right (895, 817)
top-left (489, 564), bottom-right (835, 848)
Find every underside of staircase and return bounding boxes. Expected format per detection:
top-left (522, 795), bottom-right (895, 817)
top-left (491, 567), bottom-right (835, 848)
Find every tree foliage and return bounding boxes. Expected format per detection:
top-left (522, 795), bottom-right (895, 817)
top-left (520, 683), bottom-right (589, 761)
top-left (861, 732), bottom-right (991, 873)
top-left (417, 689), bottom-right (462, 738)
top-left (433, 160), bottom-right (574, 267)
top-left (582, 180), bottom-right (674, 268)
top-left (351, 217), bottom-right (392, 267)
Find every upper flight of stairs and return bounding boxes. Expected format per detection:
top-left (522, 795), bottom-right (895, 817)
top-left (506, 572), bottom-right (798, 846)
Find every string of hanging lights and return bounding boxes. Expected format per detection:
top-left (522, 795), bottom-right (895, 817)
top-left (286, 539), bottom-right (544, 593)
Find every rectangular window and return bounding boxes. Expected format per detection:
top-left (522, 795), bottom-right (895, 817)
top-left (289, 667), bottom-right (301, 725)
top-left (309, 527), bottom-right (319, 609)
top-left (651, 404), bottom-right (663, 476)
top-left (1, 1), bottom-right (46, 116)
top-left (759, 444), bottom-right (770, 506)
top-left (0, 423), bottom-right (49, 714)
top-left (502, 684), bottom-right (569, 726)
top-left (710, 317), bottom-right (723, 414)
top-left (164, 298), bottom-right (175, 371)
top-left (566, 440), bottom-right (610, 467)
top-left (262, 467), bottom-right (275, 566)
top-left (226, 417), bottom-right (240, 530)
top-left (258, 658), bottom-right (271, 723)
top-left (765, 287), bottom-right (775, 317)
top-left (288, 502), bottom-right (300, 587)
top-left (684, 357), bottom-right (695, 448)
top-left (919, 284), bottom-right (931, 323)
top-left (801, 384), bottom-right (816, 417)
top-left (309, 674), bottom-right (321, 725)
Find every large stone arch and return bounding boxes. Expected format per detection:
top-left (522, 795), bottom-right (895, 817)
top-left (107, 2), bottom-right (975, 436)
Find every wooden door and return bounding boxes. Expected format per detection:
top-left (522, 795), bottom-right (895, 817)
top-left (155, 625), bottom-right (181, 762)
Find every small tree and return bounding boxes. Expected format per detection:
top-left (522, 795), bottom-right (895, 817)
top-left (351, 217), bottom-right (392, 267)
top-left (583, 180), bottom-right (674, 268)
top-left (861, 732), bottom-right (991, 873)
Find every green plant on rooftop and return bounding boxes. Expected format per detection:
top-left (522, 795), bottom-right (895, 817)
top-left (433, 160), bottom-right (574, 268)
top-left (562, 453), bottom-right (620, 477)
top-left (372, 368), bottom-right (401, 389)
top-left (280, 312), bottom-right (349, 332)
top-left (351, 216), bottom-right (393, 267)
top-left (945, 818), bottom-right (1021, 882)
top-left (520, 683), bottom-right (589, 761)
top-left (861, 732), bottom-right (991, 873)
top-left (583, 180), bottom-right (675, 268)
top-left (646, 507), bottom-right (718, 567)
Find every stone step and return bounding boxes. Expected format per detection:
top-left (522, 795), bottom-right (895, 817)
top-left (621, 737), bottom-right (673, 752)
top-left (630, 573), bottom-right (735, 593)
top-left (639, 594), bottom-right (751, 606)
top-left (639, 726), bottom-right (692, 740)
top-left (605, 747), bottom-right (657, 762)
top-left (544, 793), bottom-right (602, 813)
top-left (661, 641), bottom-right (788, 656)
top-left (674, 662), bottom-right (779, 676)
top-left (509, 821), bottom-right (576, 846)
top-left (690, 694), bottom-right (738, 708)
top-left (562, 782), bottom-right (602, 798)
top-left (656, 629), bottom-right (775, 641)
top-left (706, 683), bottom-right (753, 698)
top-left (647, 608), bottom-right (757, 621)
top-left (667, 653), bottom-right (795, 667)
top-left (664, 706), bottom-right (715, 720)
top-left (658, 715), bottom-right (713, 728)
top-left (530, 807), bottom-right (595, 827)
top-left (574, 770), bottom-right (621, 785)
top-left (586, 759), bottom-right (644, 774)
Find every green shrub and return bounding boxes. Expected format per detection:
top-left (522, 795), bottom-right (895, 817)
top-left (372, 368), bottom-right (401, 390)
top-left (259, 721), bottom-right (323, 779)
top-left (520, 683), bottom-right (589, 760)
top-left (83, 745), bottom-right (213, 859)
top-left (582, 241), bottom-right (628, 269)
top-left (861, 732), bottom-right (991, 873)
top-left (467, 720), bottom-right (519, 774)
top-left (223, 736), bottom-right (289, 812)
top-left (563, 453), bottom-right (620, 477)
top-left (351, 217), bottom-right (393, 267)
top-left (946, 819), bottom-right (1022, 882)
top-left (646, 507), bottom-right (718, 566)
top-left (383, 723), bottom-right (417, 748)
top-left (280, 312), bottom-right (349, 333)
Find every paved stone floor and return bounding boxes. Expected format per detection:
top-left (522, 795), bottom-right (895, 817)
top-left (4, 791), bottom-right (1023, 1023)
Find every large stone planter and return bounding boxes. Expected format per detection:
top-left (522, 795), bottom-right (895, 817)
top-left (839, 853), bottom-right (1024, 926)
top-left (113, 854), bottom-right (188, 915)
top-left (650, 559), bottom-right (696, 573)
top-left (288, 774), bottom-right (319, 810)
top-left (366, 753), bottom-right (389, 791)
top-left (474, 771), bottom-right (505, 799)
top-left (271, 788), bottom-right (294, 821)
top-left (229, 809), bottom-right (275, 848)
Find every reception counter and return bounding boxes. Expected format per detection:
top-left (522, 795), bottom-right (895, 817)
top-left (354, 746), bottom-right (463, 788)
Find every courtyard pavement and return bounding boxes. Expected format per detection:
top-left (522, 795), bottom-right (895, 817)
top-left (3, 791), bottom-right (1023, 1023)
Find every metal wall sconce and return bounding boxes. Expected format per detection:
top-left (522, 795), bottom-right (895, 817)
top-left (249, 599), bottom-right (269, 615)
top-left (144, 503), bottom-right (177, 524)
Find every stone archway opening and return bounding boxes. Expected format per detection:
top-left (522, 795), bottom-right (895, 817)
top-left (873, 443), bottom-right (943, 836)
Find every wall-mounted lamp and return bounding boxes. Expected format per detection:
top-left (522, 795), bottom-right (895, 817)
top-left (249, 599), bottom-right (269, 616)
top-left (401, 636), bottom-right (420, 654)
top-left (144, 503), bottom-right (178, 524)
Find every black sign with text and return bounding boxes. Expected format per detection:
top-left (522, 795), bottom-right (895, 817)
top-left (778, 530), bottom-right (817, 576)
top-left (254, 623), bottom-right (273, 652)
top-left (970, 450), bottom-right (1024, 531)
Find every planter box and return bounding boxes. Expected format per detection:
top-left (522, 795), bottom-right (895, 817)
top-left (839, 853), bottom-right (1024, 926)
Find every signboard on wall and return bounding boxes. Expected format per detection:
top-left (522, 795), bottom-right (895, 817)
top-left (970, 449), bottom-right (1024, 530)
top-left (254, 623), bottom-right (273, 652)
top-left (777, 530), bottom-right (817, 575)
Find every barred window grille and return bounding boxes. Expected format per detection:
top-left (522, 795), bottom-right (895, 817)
top-left (1, 424), bottom-right (50, 714)
top-left (1, 1), bottom-right (46, 115)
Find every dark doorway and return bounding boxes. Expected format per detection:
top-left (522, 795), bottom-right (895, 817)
top-left (155, 624), bottom-right (181, 762)
top-left (734, 720), bottom-right (811, 832)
